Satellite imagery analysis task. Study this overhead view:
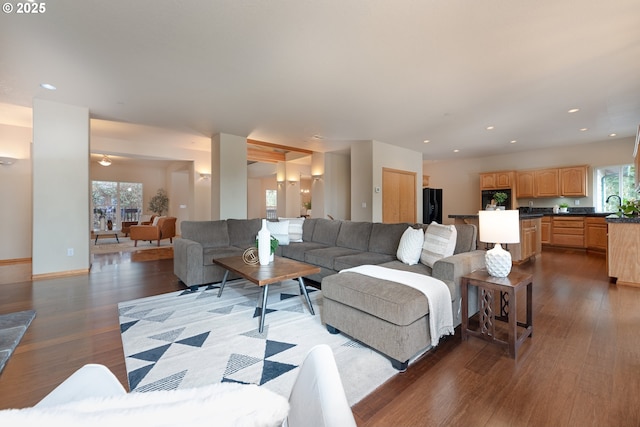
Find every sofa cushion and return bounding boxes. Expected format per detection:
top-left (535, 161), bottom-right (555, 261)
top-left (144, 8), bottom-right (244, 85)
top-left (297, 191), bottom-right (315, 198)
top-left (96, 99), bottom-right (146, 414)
top-left (396, 227), bottom-right (424, 265)
top-left (267, 220), bottom-right (290, 245)
top-left (368, 222), bottom-right (409, 255)
top-left (333, 252), bottom-right (397, 271)
top-left (335, 221), bottom-right (372, 251)
top-left (420, 222), bottom-right (457, 267)
top-left (453, 223), bottom-right (477, 254)
top-left (304, 247), bottom-right (361, 270)
top-left (203, 247), bottom-right (246, 265)
top-left (311, 219), bottom-right (342, 246)
top-left (279, 241), bottom-right (328, 262)
top-left (181, 220), bottom-right (230, 248)
top-left (227, 218), bottom-right (262, 248)
top-left (321, 272), bottom-right (430, 326)
top-left (302, 218), bottom-right (317, 241)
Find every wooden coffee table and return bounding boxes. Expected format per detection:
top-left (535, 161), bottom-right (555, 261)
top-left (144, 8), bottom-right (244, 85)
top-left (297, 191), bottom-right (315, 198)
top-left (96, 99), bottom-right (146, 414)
top-left (212, 255), bottom-right (321, 332)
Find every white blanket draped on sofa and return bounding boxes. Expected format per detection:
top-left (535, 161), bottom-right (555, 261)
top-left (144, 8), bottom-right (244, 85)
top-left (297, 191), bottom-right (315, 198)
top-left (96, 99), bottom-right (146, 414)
top-left (340, 265), bottom-right (454, 347)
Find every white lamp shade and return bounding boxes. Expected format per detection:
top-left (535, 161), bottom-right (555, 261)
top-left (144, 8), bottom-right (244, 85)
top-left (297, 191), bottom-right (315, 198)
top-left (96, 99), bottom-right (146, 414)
top-left (478, 210), bottom-right (520, 244)
top-left (479, 210), bottom-right (520, 277)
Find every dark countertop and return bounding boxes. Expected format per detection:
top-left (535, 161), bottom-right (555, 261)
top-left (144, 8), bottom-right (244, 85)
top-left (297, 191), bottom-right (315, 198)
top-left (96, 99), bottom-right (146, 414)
top-left (542, 212), bottom-right (614, 217)
top-left (605, 215), bottom-right (640, 223)
top-left (449, 213), bottom-right (544, 219)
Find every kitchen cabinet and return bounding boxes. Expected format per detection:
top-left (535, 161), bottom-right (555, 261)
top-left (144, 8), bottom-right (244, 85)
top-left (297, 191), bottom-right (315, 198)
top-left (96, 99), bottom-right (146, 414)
top-left (560, 166), bottom-right (588, 197)
top-left (585, 217), bottom-right (607, 252)
top-left (513, 218), bottom-right (541, 262)
top-left (541, 216), bottom-right (551, 244)
top-left (551, 216), bottom-right (584, 248)
top-left (608, 222), bottom-right (640, 287)
top-left (534, 169), bottom-right (560, 197)
top-left (512, 165), bottom-right (588, 198)
top-left (516, 171), bottom-right (535, 198)
top-left (480, 171), bottom-right (514, 190)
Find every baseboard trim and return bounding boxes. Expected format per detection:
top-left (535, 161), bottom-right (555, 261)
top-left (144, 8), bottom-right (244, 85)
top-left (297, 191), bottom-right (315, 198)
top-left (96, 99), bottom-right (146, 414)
top-left (0, 257), bottom-right (32, 266)
top-left (32, 268), bottom-right (89, 281)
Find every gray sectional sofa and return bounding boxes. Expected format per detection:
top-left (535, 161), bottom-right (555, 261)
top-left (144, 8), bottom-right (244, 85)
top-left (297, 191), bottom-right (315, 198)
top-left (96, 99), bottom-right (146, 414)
top-left (173, 217), bottom-right (485, 370)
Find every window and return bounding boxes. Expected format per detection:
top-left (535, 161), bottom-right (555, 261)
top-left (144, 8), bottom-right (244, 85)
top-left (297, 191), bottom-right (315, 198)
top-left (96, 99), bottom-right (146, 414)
top-left (594, 164), bottom-right (636, 212)
top-left (92, 181), bottom-right (143, 229)
top-left (266, 189), bottom-right (278, 219)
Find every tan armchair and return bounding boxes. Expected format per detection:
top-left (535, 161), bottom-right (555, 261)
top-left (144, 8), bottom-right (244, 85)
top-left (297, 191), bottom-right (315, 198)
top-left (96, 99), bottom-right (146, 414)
top-left (130, 216), bottom-right (176, 247)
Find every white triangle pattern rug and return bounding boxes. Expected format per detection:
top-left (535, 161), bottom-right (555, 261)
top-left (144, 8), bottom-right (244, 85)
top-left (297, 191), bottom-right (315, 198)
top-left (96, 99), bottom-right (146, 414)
top-left (118, 279), bottom-right (398, 405)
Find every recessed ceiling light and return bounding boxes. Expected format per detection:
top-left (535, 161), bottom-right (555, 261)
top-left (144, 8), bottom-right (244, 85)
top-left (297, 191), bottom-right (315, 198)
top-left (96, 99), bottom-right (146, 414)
top-left (423, 140), bottom-right (430, 144)
top-left (580, 128), bottom-right (588, 132)
top-left (510, 140), bottom-right (517, 144)
top-left (486, 126), bottom-right (495, 130)
top-left (609, 133), bottom-right (617, 137)
top-left (40, 83), bottom-right (56, 90)
top-left (312, 135), bottom-right (324, 140)
top-left (568, 108), bottom-right (580, 113)
top-left (453, 149), bottom-right (460, 153)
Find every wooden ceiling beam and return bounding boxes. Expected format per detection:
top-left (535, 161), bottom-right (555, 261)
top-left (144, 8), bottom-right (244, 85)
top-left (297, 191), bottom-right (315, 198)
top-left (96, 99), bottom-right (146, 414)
top-left (247, 147), bottom-right (286, 163)
top-left (247, 139), bottom-right (313, 155)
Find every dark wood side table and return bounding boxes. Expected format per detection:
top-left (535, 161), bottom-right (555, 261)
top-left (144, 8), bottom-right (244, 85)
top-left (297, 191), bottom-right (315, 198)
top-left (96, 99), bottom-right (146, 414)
top-left (461, 269), bottom-right (533, 359)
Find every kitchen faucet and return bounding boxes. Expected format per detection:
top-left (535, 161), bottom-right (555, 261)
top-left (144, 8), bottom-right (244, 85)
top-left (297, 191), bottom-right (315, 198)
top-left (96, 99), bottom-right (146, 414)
top-left (606, 194), bottom-right (622, 210)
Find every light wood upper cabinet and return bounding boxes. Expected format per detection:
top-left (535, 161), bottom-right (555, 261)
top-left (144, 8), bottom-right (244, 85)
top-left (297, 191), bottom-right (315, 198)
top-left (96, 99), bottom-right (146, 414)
top-left (480, 171), bottom-right (513, 190)
top-left (484, 165), bottom-right (587, 198)
top-left (534, 168), bottom-right (560, 197)
top-left (516, 171), bottom-right (535, 198)
top-left (560, 166), bottom-right (588, 197)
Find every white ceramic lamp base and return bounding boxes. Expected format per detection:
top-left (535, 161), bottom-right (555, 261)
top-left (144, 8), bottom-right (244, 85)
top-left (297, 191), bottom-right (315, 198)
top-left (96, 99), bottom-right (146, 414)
top-left (485, 243), bottom-right (512, 277)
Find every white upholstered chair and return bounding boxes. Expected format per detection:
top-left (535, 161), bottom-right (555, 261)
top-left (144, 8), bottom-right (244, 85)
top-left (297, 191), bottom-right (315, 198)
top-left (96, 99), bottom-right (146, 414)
top-left (286, 344), bottom-right (357, 427)
top-left (35, 364), bottom-right (126, 408)
top-left (8, 345), bottom-right (356, 427)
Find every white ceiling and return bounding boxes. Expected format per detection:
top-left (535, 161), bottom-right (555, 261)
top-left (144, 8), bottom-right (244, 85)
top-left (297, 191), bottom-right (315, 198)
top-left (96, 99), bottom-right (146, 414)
top-left (1, 0), bottom-right (639, 160)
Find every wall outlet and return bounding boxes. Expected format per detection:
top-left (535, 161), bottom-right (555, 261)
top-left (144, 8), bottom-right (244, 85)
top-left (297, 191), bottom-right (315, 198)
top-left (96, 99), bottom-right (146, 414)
top-left (67, 248), bottom-right (74, 256)
top-left (361, 202), bottom-right (367, 208)
top-left (574, 199), bottom-right (580, 205)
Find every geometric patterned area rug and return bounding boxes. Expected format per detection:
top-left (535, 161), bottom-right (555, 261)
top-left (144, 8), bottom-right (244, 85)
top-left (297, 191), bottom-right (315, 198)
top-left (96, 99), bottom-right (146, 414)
top-left (0, 309), bottom-right (36, 374)
top-left (118, 279), bottom-right (398, 405)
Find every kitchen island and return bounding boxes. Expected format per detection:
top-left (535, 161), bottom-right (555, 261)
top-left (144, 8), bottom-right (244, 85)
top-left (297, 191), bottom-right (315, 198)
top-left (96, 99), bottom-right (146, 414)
top-left (606, 216), bottom-right (640, 287)
top-left (449, 213), bottom-right (543, 264)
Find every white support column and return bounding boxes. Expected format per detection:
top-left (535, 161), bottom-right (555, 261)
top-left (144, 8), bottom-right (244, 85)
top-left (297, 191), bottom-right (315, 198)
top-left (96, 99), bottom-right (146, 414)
top-left (211, 133), bottom-right (247, 219)
top-left (32, 99), bottom-right (90, 277)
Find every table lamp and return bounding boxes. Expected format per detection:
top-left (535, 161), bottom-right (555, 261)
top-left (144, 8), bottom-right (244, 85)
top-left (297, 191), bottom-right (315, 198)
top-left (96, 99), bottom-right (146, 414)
top-left (478, 210), bottom-right (520, 277)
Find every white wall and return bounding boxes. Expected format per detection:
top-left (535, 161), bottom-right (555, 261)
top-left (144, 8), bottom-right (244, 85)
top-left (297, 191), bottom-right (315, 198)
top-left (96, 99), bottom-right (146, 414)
top-left (424, 137), bottom-right (635, 223)
top-left (0, 123), bottom-right (32, 260)
top-left (32, 99), bottom-right (90, 276)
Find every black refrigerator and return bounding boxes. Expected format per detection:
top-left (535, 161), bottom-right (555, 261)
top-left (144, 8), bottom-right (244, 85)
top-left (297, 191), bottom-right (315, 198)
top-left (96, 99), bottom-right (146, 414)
top-left (423, 188), bottom-right (443, 224)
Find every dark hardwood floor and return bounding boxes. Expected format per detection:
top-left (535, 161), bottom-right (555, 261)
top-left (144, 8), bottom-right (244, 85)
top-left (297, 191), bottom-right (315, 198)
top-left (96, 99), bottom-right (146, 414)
top-left (0, 248), bottom-right (638, 426)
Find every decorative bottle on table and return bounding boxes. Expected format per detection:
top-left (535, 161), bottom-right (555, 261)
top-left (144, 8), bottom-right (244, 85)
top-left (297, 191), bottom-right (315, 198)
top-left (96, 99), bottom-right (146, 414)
top-left (258, 219), bottom-right (271, 265)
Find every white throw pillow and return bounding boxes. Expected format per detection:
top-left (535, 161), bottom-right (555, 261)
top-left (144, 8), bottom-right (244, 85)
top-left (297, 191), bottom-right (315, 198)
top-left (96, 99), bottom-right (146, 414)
top-left (152, 216), bottom-right (164, 226)
top-left (267, 220), bottom-right (290, 245)
top-left (279, 217), bottom-right (304, 242)
top-left (421, 222), bottom-right (457, 268)
top-left (396, 226), bottom-right (425, 265)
